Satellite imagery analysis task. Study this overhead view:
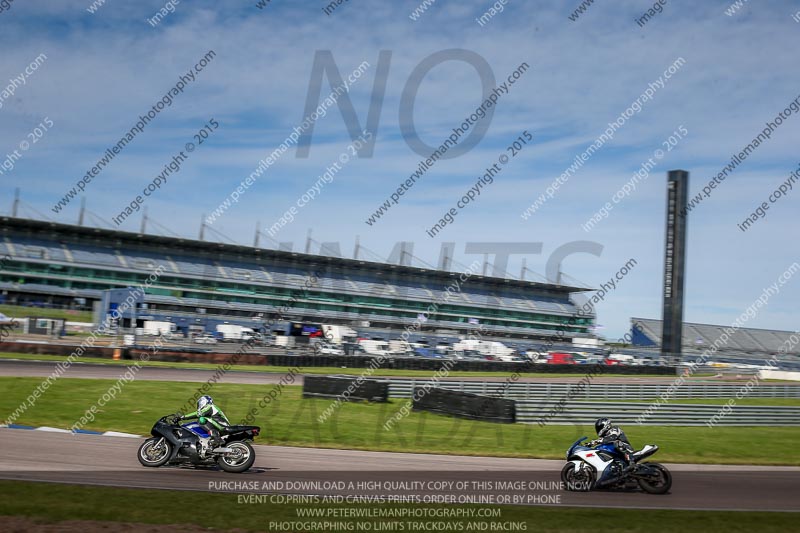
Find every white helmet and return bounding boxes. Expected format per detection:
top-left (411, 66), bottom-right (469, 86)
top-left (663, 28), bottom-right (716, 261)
top-left (198, 395), bottom-right (213, 411)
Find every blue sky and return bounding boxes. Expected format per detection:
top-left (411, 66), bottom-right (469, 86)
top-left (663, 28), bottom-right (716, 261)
top-left (1, 0), bottom-right (798, 339)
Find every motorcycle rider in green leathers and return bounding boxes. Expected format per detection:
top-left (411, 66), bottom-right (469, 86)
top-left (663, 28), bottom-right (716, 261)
top-left (178, 395), bottom-right (230, 457)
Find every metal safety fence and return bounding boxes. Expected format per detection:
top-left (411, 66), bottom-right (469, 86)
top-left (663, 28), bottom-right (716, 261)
top-left (385, 379), bottom-right (800, 400)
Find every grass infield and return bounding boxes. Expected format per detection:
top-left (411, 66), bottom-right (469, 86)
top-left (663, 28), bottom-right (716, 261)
top-left (0, 481), bottom-right (796, 532)
top-left (1, 377), bottom-right (797, 465)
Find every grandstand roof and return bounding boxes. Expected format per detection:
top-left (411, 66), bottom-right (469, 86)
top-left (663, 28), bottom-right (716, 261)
top-left (1, 216), bottom-right (591, 294)
top-left (632, 317), bottom-right (800, 355)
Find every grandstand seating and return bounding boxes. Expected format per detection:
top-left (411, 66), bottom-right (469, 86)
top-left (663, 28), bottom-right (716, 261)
top-left (0, 228), bottom-right (591, 339)
top-left (142, 292), bottom-right (580, 338)
top-left (0, 281), bottom-right (103, 299)
top-left (4, 239), bottom-right (69, 263)
top-left (632, 317), bottom-right (799, 355)
top-left (70, 247), bottom-right (122, 268)
top-left (5, 236), bottom-right (580, 315)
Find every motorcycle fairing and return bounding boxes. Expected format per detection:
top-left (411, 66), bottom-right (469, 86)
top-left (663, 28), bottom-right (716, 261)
top-left (633, 444), bottom-right (659, 461)
top-left (182, 421), bottom-right (210, 438)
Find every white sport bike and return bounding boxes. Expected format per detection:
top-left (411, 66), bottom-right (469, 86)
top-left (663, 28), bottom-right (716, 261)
top-left (561, 436), bottom-right (672, 494)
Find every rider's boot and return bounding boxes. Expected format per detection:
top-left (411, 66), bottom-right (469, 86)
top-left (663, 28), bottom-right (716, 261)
top-left (209, 430), bottom-right (222, 451)
top-left (197, 437), bottom-right (210, 458)
top-left (621, 453), bottom-right (636, 474)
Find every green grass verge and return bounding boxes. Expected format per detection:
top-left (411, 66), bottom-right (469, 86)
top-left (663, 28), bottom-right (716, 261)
top-left (2, 377), bottom-right (798, 465)
top-left (0, 481), bottom-right (797, 533)
top-left (0, 351), bottom-right (692, 379)
top-left (0, 304), bottom-right (93, 323)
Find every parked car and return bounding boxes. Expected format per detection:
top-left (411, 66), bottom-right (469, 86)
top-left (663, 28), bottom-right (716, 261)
top-left (547, 352), bottom-right (576, 364)
top-left (317, 344), bottom-right (344, 356)
top-left (194, 334), bottom-right (218, 344)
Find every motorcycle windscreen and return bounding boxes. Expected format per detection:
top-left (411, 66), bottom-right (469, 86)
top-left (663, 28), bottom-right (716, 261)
top-left (182, 422), bottom-right (210, 437)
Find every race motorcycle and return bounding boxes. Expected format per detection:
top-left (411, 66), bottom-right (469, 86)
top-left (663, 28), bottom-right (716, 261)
top-left (137, 414), bottom-right (260, 473)
top-left (561, 436), bottom-right (672, 494)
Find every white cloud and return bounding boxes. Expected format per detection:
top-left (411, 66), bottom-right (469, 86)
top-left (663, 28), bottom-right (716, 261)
top-left (1, 0), bottom-right (798, 338)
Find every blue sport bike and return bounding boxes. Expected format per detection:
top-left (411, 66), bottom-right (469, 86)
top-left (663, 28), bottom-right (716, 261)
top-left (137, 414), bottom-right (260, 473)
top-left (561, 436), bottom-right (672, 494)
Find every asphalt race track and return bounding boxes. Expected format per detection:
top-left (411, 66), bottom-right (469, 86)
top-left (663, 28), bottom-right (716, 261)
top-left (0, 359), bottom-right (716, 385)
top-left (1, 429), bottom-right (798, 512)
top-left (3, 358), bottom-right (799, 512)
top-left (0, 359), bottom-right (286, 385)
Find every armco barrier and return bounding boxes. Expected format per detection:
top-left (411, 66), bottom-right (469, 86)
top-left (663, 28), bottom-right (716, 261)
top-left (515, 400), bottom-right (800, 426)
top-left (0, 340), bottom-right (114, 358)
top-left (246, 355), bottom-right (674, 374)
top-left (385, 379), bottom-right (800, 400)
top-left (412, 387), bottom-right (516, 423)
top-left (759, 369), bottom-right (800, 382)
top-left (302, 375), bottom-right (389, 402)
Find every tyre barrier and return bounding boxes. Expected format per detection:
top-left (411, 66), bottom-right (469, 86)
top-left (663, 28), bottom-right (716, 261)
top-left (302, 374), bottom-right (389, 402)
top-left (412, 386), bottom-right (516, 423)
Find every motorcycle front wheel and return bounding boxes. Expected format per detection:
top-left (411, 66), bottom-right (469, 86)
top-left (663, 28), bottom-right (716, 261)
top-left (637, 462), bottom-right (672, 494)
top-left (137, 437), bottom-right (172, 467)
top-left (561, 462), bottom-right (594, 492)
top-left (217, 441), bottom-right (256, 473)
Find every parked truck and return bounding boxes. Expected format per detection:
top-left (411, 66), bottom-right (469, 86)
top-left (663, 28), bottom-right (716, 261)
top-left (274, 334), bottom-right (296, 349)
top-left (216, 324), bottom-right (256, 342)
top-left (142, 320), bottom-right (176, 337)
top-left (320, 324), bottom-right (358, 344)
top-left (358, 339), bottom-right (392, 357)
top-left (453, 339), bottom-right (513, 358)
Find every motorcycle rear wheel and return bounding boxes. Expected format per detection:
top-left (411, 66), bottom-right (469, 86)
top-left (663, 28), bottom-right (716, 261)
top-left (561, 462), bottom-right (594, 492)
top-left (217, 441), bottom-right (255, 473)
top-left (637, 462), bottom-right (672, 494)
top-left (138, 437), bottom-right (172, 467)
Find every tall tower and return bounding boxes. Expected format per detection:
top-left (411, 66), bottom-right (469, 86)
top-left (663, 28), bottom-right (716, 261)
top-left (661, 170), bottom-right (689, 364)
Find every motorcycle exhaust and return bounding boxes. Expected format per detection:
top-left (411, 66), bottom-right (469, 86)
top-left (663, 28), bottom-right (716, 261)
top-left (212, 447), bottom-right (234, 454)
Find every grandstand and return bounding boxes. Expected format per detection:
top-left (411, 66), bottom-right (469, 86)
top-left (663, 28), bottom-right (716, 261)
top-left (631, 317), bottom-right (800, 356)
top-left (0, 217), bottom-right (595, 342)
